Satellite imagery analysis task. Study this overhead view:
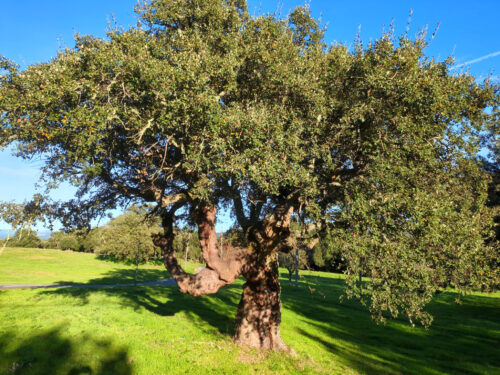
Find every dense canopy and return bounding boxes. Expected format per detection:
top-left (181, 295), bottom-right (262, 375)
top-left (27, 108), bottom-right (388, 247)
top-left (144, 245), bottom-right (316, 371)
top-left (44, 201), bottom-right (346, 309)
top-left (1, 0), bottom-right (498, 351)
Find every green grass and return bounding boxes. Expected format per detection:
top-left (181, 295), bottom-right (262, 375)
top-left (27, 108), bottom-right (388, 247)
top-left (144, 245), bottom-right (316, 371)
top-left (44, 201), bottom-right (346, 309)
top-left (1, 247), bottom-right (499, 375)
top-left (0, 247), bottom-right (202, 285)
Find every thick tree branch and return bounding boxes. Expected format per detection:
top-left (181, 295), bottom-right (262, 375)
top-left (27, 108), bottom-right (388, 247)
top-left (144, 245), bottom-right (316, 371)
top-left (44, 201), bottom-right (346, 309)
top-left (193, 205), bottom-right (249, 283)
top-left (232, 190), bottom-right (250, 231)
top-left (153, 203), bottom-right (248, 296)
top-left (155, 192), bottom-right (188, 208)
top-left (246, 205), bottom-right (295, 256)
top-left (153, 232), bottom-right (228, 296)
top-left (249, 201), bottom-right (264, 224)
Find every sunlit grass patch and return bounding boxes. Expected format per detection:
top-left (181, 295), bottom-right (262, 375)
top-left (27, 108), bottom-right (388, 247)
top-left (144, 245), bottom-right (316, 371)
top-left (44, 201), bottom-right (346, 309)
top-left (0, 247), bottom-right (499, 374)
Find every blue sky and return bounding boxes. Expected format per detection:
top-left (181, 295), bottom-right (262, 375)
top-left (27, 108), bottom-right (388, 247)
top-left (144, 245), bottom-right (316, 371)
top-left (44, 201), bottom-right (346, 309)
top-left (1, 0), bottom-right (499, 232)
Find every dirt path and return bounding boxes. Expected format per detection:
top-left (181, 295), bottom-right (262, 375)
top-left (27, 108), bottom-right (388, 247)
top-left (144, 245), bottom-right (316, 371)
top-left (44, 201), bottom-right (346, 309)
top-left (0, 278), bottom-right (176, 290)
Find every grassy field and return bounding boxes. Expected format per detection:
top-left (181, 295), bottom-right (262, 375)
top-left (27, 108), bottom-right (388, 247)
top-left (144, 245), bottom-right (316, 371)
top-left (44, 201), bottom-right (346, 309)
top-left (0, 247), bottom-right (499, 375)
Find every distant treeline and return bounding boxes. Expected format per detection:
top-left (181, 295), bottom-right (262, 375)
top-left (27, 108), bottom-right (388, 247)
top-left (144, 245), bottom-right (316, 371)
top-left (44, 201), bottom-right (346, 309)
top-left (1, 207), bottom-right (201, 265)
top-left (0, 213), bottom-right (352, 276)
top-left (1, 207), bottom-right (348, 272)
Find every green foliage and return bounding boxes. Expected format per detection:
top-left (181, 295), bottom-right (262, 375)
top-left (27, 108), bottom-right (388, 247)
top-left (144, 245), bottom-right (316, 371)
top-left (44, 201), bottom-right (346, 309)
top-left (0, 0), bottom-right (498, 326)
top-left (313, 36), bottom-right (499, 325)
top-left (310, 234), bottom-right (347, 273)
top-left (44, 229), bottom-right (88, 251)
top-left (94, 207), bottom-right (161, 263)
top-left (0, 0), bottom-right (325, 217)
top-left (5, 227), bottom-right (42, 248)
top-left (172, 227), bottom-right (202, 263)
top-left (278, 249), bottom-right (308, 285)
top-left (482, 100), bottom-right (500, 240)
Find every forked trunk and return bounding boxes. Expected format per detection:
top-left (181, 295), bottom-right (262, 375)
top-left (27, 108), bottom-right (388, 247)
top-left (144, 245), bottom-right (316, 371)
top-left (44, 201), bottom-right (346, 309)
top-left (234, 260), bottom-right (293, 354)
top-left (155, 203), bottom-right (295, 353)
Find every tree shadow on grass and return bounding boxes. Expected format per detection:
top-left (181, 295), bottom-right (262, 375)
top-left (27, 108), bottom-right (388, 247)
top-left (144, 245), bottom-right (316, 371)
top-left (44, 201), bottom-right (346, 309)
top-left (281, 273), bottom-right (500, 375)
top-left (40, 268), bottom-right (243, 336)
top-left (0, 325), bottom-right (131, 375)
top-left (38, 269), bottom-right (500, 374)
top-left (94, 255), bottom-right (163, 267)
top-left (83, 268), bottom-right (170, 285)
top-left (44, 268), bottom-right (171, 286)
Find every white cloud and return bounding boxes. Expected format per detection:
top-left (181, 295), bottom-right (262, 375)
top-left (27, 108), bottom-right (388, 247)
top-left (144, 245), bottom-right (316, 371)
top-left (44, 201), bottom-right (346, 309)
top-left (452, 51), bottom-right (500, 69)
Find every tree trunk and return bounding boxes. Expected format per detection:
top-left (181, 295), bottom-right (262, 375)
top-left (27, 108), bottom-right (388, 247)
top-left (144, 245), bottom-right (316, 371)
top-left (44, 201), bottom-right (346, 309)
top-left (234, 259), bottom-right (293, 353)
top-left (154, 203), bottom-right (295, 353)
top-left (232, 204), bottom-right (295, 354)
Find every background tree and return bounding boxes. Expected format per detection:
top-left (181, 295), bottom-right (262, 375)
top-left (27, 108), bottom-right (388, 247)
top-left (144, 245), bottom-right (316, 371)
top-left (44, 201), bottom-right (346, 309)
top-left (277, 220), bottom-right (317, 286)
top-left (173, 226), bottom-right (202, 264)
top-left (0, 203), bottom-right (23, 251)
top-left (0, 201), bottom-right (43, 251)
top-left (44, 230), bottom-right (81, 251)
top-left (278, 249), bottom-right (308, 286)
top-left (94, 206), bottom-right (161, 263)
top-left (1, 0), bottom-right (498, 352)
top-left (44, 228), bottom-right (91, 251)
top-left (310, 234), bottom-right (347, 273)
top-left (7, 227), bottom-right (42, 248)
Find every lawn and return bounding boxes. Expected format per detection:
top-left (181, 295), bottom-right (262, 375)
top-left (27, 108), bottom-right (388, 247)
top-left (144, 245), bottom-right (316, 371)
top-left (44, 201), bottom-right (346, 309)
top-left (0, 247), bottom-right (499, 375)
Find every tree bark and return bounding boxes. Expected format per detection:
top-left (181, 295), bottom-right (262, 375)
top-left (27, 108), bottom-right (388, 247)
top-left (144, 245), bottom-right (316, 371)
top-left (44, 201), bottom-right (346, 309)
top-left (154, 203), bottom-right (295, 353)
top-left (233, 204), bottom-right (295, 353)
top-left (234, 258), bottom-right (294, 353)
top-left (154, 204), bottom-right (248, 296)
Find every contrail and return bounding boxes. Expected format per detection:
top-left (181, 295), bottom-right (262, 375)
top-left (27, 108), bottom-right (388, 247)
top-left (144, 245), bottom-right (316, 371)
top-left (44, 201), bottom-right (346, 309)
top-left (452, 51), bottom-right (500, 69)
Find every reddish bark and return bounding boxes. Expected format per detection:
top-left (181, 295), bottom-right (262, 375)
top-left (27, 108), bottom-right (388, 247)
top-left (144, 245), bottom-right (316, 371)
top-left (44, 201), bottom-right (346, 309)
top-left (193, 206), bottom-right (248, 283)
top-left (153, 229), bottom-right (224, 296)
